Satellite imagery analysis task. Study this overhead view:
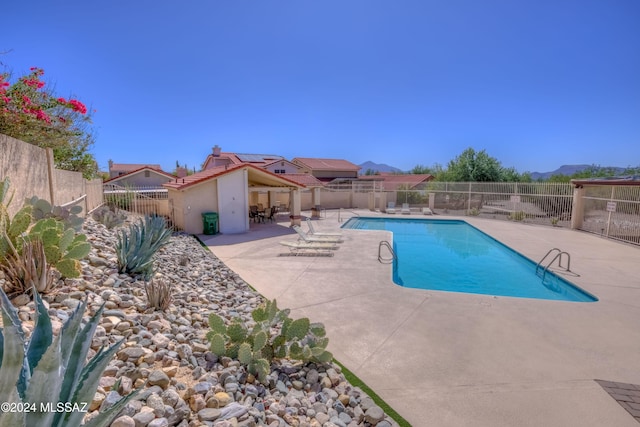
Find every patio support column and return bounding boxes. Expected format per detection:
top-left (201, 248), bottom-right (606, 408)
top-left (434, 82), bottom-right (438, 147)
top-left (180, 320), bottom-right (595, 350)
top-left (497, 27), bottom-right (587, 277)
top-left (268, 190), bottom-right (278, 209)
top-left (249, 191), bottom-right (259, 206)
top-left (571, 186), bottom-right (585, 229)
top-left (290, 188), bottom-right (302, 226)
top-left (311, 187), bottom-right (321, 218)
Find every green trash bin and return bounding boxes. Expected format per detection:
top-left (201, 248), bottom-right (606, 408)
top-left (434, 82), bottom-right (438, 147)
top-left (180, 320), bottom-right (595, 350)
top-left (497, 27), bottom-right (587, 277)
top-left (202, 212), bottom-right (219, 235)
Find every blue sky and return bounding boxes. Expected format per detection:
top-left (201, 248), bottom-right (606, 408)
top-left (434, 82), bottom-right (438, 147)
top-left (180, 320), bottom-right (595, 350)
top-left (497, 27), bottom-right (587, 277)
top-left (2, 0), bottom-right (639, 174)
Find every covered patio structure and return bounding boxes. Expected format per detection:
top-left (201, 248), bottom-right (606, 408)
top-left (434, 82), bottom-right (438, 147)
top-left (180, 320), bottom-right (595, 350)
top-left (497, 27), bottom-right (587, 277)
top-left (164, 164), bottom-right (305, 234)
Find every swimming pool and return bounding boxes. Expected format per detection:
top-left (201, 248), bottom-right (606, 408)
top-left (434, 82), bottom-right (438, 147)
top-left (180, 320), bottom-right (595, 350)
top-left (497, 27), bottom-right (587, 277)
top-left (342, 217), bottom-right (597, 302)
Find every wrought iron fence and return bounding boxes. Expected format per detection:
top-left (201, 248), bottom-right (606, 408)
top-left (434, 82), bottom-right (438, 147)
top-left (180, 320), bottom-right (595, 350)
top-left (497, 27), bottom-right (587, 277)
top-left (102, 184), bottom-right (175, 228)
top-left (580, 184), bottom-right (640, 245)
top-left (418, 182), bottom-right (574, 227)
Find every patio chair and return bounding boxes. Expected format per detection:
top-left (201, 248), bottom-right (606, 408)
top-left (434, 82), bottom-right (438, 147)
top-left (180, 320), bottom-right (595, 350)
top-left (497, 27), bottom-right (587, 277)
top-left (306, 218), bottom-right (343, 237)
top-left (279, 240), bottom-right (339, 255)
top-left (386, 202), bottom-right (397, 214)
top-left (249, 205), bottom-right (260, 222)
top-left (401, 203), bottom-right (411, 214)
top-left (263, 207), bottom-right (275, 223)
top-left (293, 226), bottom-right (343, 243)
top-left (422, 207), bottom-right (433, 215)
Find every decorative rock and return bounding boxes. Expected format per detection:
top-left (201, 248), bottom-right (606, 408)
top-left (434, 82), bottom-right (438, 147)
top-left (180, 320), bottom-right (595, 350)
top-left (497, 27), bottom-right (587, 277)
top-left (315, 412), bottom-right (330, 425)
top-left (146, 394), bottom-right (166, 417)
top-left (11, 217), bottom-right (394, 427)
top-left (326, 368), bottom-right (341, 386)
top-left (176, 343), bottom-right (192, 361)
top-left (193, 382), bottom-right (212, 394)
top-left (11, 294), bottom-right (30, 307)
top-left (214, 392), bottom-right (232, 407)
top-left (364, 406), bottom-right (385, 425)
top-left (161, 389), bottom-right (181, 408)
top-left (198, 408), bottom-right (222, 422)
top-left (189, 395), bottom-right (206, 412)
top-left (118, 347), bottom-right (146, 361)
top-left (220, 402), bottom-right (248, 420)
top-left (162, 366), bottom-right (178, 378)
top-left (89, 392), bottom-right (105, 412)
top-left (132, 408), bottom-right (155, 427)
top-left (110, 415), bottom-right (136, 427)
top-left (147, 418), bottom-right (169, 427)
top-left (99, 390), bottom-right (122, 412)
top-left (152, 333), bottom-right (170, 348)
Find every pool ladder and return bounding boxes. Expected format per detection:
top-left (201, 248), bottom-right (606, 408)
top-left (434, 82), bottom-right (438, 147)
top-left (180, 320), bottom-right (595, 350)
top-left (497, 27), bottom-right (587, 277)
top-left (536, 248), bottom-right (571, 283)
top-left (378, 240), bottom-right (397, 264)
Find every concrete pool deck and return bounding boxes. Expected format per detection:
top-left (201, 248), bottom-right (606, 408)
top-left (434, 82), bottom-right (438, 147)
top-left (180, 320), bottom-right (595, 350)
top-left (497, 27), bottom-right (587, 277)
top-left (199, 210), bottom-right (640, 427)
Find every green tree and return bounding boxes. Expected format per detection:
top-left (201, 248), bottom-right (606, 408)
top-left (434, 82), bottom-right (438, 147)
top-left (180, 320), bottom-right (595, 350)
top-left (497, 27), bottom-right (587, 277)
top-left (363, 168), bottom-right (379, 176)
top-left (410, 164), bottom-right (432, 174)
top-left (444, 148), bottom-right (503, 181)
top-left (0, 67), bottom-right (97, 178)
top-left (549, 164), bottom-right (633, 182)
top-left (438, 148), bottom-right (527, 182)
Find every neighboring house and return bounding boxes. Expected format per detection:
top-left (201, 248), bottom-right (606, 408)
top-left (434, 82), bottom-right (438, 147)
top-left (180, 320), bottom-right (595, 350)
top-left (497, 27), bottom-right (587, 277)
top-left (163, 163), bottom-right (306, 234)
top-left (108, 160), bottom-right (162, 179)
top-left (202, 145), bottom-right (284, 170)
top-left (104, 166), bottom-right (176, 188)
top-left (357, 173), bottom-right (434, 191)
top-left (291, 157), bottom-right (361, 182)
top-left (279, 174), bottom-right (325, 188)
top-left (262, 159), bottom-right (303, 175)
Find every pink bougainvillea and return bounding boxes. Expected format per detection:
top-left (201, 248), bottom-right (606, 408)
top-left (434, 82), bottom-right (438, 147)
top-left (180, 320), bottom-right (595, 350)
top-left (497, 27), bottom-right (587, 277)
top-left (0, 67), bottom-right (89, 128)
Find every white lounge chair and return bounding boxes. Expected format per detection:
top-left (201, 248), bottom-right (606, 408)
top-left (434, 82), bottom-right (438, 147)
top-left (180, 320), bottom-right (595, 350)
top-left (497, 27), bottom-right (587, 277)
top-left (293, 226), bottom-right (343, 243)
top-left (401, 203), bottom-right (411, 214)
top-left (306, 218), bottom-right (343, 237)
top-left (279, 240), bottom-right (338, 255)
top-left (386, 202), bottom-right (397, 214)
top-left (422, 207), bottom-right (433, 215)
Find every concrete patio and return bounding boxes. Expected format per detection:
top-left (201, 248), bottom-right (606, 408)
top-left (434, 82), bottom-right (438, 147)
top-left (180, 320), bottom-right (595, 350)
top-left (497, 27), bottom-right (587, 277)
top-left (199, 209), bottom-right (640, 427)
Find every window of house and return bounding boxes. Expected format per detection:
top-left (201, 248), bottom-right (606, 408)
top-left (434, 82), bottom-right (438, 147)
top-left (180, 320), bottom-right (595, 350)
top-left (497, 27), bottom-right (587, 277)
top-left (274, 169), bottom-right (285, 174)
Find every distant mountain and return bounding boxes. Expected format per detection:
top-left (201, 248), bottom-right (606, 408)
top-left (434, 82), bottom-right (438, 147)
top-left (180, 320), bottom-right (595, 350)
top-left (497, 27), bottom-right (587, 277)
top-left (530, 164), bottom-right (626, 181)
top-left (359, 161), bottom-right (403, 175)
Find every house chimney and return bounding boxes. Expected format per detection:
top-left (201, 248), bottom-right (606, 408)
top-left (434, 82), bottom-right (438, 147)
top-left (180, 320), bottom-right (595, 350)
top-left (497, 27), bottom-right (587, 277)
top-left (108, 159), bottom-right (113, 171)
top-left (212, 145), bottom-right (221, 157)
top-left (176, 167), bottom-right (187, 178)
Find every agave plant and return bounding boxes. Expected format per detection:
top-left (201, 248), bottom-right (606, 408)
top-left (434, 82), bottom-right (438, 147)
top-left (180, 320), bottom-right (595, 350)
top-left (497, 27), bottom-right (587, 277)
top-left (0, 287), bottom-right (140, 427)
top-left (116, 215), bottom-right (172, 279)
top-left (1, 178), bottom-right (90, 295)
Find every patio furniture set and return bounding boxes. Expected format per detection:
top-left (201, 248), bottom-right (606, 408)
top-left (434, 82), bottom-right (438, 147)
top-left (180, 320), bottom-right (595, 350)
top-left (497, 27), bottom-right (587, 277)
top-left (279, 218), bottom-right (344, 256)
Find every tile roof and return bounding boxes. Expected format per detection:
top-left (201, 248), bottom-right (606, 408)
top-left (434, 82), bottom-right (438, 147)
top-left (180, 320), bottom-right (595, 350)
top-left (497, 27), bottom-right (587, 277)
top-left (110, 163), bottom-right (161, 172)
top-left (104, 166), bottom-right (175, 183)
top-left (292, 158), bottom-right (361, 171)
top-left (281, 174), bottom-right (325, 187)
top-left (163, 163), bottom-right (305, 190)
top-left (203, 152), bottom-right (285, 169)
top-left (571, 175), bottom-right (640, 186)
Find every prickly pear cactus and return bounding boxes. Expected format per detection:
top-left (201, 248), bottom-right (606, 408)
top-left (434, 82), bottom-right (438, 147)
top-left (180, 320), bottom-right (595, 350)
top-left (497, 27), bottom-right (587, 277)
top-left (27, 218), bottom-right (90, 283)
top-left (25, 196), bottom-right (85, 231)
top-left (205, 299), bottom-right (334, 382)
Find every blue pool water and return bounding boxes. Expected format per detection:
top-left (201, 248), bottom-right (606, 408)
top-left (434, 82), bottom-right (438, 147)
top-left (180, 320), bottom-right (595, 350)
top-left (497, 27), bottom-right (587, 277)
top-left (342, 218), bottom-right (597, 302)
